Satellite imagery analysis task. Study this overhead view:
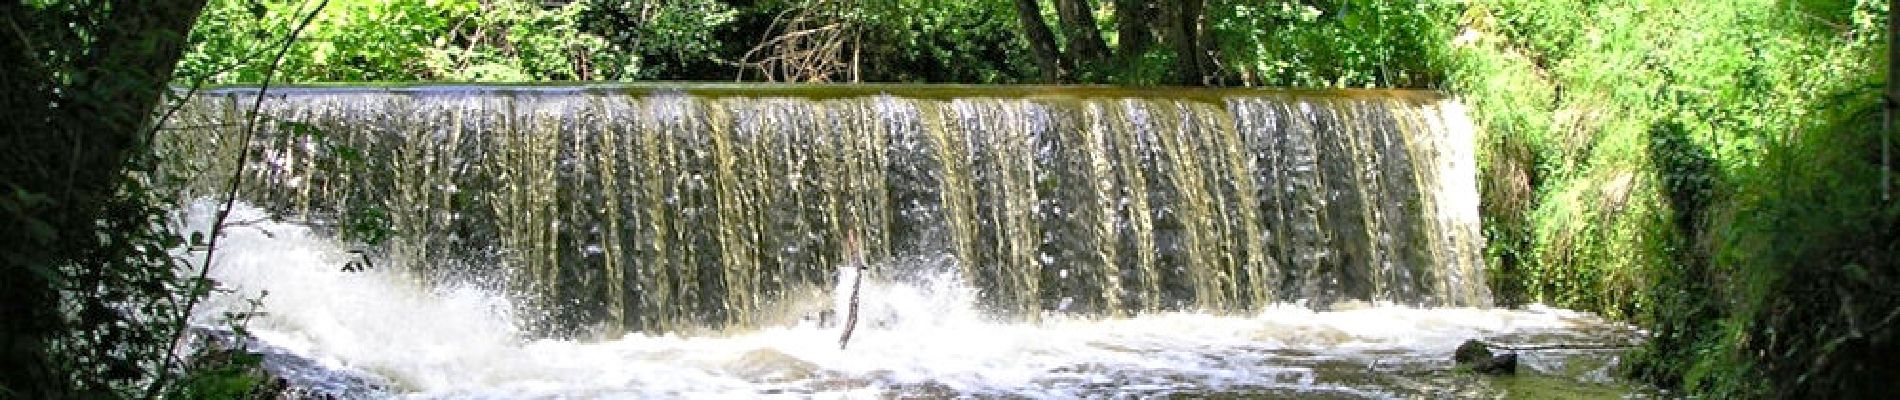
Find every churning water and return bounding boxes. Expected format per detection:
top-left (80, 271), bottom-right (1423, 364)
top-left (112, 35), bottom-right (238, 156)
top-left (185, 201), bottom-right (1648, 398)
top-left (170, 85), bottom-right (1651, 398)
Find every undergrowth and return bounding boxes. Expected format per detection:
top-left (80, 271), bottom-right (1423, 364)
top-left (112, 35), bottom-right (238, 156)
top-left (1437, 0), bottom-right (1895, 395)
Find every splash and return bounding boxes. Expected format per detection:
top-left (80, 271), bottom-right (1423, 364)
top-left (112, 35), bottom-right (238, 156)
top-left (186, 201), bottom-right (1647, 398)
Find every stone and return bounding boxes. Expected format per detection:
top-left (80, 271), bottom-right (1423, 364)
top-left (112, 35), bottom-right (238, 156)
top-left (1453, 339), bottom-right (1517, 375)
top-left (1473, 353), bottom-right (1518, 375)
top-left (1454, 339), bottom-right (1492, 364)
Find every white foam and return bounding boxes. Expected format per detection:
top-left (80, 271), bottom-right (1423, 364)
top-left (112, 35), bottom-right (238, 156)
top-left (185, 201), bottom-right (1639, 398)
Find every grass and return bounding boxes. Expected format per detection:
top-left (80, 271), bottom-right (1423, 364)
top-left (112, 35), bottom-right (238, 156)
top-left (1425, 0), bottom-right (1893, 395)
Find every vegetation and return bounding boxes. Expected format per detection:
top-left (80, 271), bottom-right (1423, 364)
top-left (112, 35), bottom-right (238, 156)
top-left (1442, 0), bottom-right (1895, 396)
top-left (3, 0), bottom-right (1894, 397)
top-left (1, 0), bottom-right (226, 397)
top-left (0, 0), bottom-right (325, 397)
top-left (178, 0), bottom-right (1453, 86)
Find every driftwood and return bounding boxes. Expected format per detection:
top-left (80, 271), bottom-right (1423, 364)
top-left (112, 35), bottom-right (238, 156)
top-left (838, 231), bottom-right (865, 350)
top-left (1477, 340), bottom-right (1639, 352)
top-left (838, 263), bottom-right (863, 350)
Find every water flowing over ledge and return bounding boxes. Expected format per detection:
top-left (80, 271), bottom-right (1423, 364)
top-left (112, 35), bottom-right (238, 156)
top-left (170, 84), bottom-right (1487, 334)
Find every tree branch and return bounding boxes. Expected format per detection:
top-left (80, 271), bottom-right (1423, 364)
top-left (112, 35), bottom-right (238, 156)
top-left (1011, 0), bottom-right (1065, 83)
top-left (839, 230), bottom-right (864, 350)
top-left (145, 0), bottom-right (328, 396)
top-left (1055, 0), bottom-right (1108, 66)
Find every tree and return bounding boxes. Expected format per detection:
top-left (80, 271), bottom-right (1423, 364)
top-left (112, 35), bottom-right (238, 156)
top-left (1055, 0), bottom-right (1108, 68)
top-left (1157, 0), bottom-right (1207, 85)
top-left (1008, 0), bottom-right (1213, 85)
top-left (1111, 0), bottom-right (1153, 71)
top-left (1011, 0), bottom-right (1066, 82)
top-left (1, 0), bottom-right (211, 396)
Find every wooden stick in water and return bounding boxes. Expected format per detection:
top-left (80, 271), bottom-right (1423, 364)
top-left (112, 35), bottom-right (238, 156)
top-left (839, 230), bottom-right (864, 350)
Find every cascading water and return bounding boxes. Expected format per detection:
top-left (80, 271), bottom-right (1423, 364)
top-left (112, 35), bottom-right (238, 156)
top-left (168, 85), bottom-right (1648, 398)
top-left (174, 85), bottom-right (1487, 331)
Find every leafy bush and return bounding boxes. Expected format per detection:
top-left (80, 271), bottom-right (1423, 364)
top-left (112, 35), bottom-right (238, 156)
top-left (1439, 0), bottom-right (1893, 395)
top-left (576, 0), bottom-right (737, 80)
top-left (184, 0), bottom-right (634, 83)
top-left (853, 0), bottom-right (1037, 83)
top-left (1205, 0), bottom-right (1455, 88)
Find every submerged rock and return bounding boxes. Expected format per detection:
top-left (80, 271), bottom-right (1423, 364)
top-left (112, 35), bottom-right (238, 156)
top-left (1474, 353), bottom-right (1518, 375)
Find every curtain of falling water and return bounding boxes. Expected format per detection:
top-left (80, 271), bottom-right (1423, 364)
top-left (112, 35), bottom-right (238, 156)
top-left (170, 87), bottom-right (1489, 335)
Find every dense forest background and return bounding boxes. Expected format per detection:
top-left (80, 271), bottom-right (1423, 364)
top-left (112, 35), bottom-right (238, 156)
top-left (178, 0), bottom-right (1448, 86)
top-left (2, 0), bottom-right (1895, 397)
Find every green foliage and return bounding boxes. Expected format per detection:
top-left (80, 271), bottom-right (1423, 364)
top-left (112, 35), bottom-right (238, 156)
top-left (171, 349), bottom-right (269, 399)
top-left (1204, 0), bottom-right (1455, 88)
top-left (1448, 0), bottom-right (1858, 316)
top-left (180, 0), bottom-right (1463, 86)
top-left (184, 0), bottom-right (635, 83)
top-left (2, 0), bottom-right (236, 396)
top-left (440, 0), bottom-right (633, 81)
top-left (271, 117), bottom-right (393, 245)
top-left (853, 0), bottom-right (1037, 83)
top-left (181, 0), bottom-right (1020, 84)
top-left (577, 0), bottom-right (736, 80)
top-left (300, 0), bottom-right (449, 80)
top-left (0, 0), bottom-right (300, 396)
top-left (1439, 0), bottom-right (1893, 395)
top-left (1690, 86), bottom-right (1898, 398)
top-left (184, 0), bottom-right (1461, 86)
top-left (172, 298), bottom-right (272, 399)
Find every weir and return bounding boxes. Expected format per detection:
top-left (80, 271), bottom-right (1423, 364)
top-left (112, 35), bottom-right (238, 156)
top-left (170, 85), bottom-right (1489, 334)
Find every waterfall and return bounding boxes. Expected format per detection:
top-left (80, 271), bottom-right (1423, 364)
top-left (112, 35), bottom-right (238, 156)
top-left (170, 85), bottom-right (1489, 334)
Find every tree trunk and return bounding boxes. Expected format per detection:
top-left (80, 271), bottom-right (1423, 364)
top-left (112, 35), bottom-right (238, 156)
top-left (1012, 0), bottom-right (1066, 82)
top-left (1112, 0), bottom-right (1153, 69)
top-left (0, 0), bottom-right (209, 395)
top-left (1055, 0), bottom-right (1109, 69)
top-left (1194, 0), bottom-right (1221, 85)
top-left (1158, 0), bottom-right (1205, 85)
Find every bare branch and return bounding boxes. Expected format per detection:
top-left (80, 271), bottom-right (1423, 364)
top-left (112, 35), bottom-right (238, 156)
top-left (839, 230), bottom-right (864, 350)
top-left (146, 0), bottom-right (329, 396)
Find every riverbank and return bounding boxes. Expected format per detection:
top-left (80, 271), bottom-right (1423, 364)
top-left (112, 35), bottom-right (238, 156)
top-left (1438, 1), bottom-right (1895, 396)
